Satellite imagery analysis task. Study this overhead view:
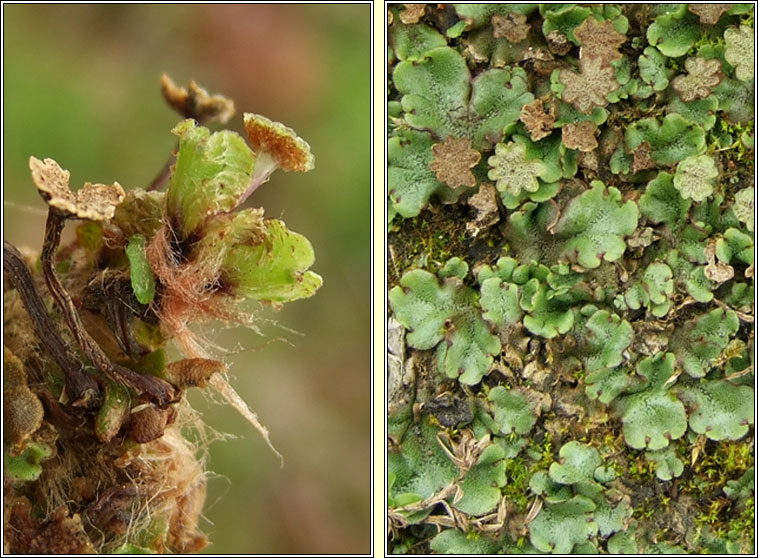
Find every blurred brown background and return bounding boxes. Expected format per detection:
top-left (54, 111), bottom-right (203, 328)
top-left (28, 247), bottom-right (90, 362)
top-left (3, 4), bottom-right (371, 554)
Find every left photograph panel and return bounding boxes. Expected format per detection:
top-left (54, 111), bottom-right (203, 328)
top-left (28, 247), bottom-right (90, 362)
top-left (3, 3), bottom-right (372, 554)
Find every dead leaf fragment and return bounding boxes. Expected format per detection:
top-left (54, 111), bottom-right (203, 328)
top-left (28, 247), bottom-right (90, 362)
top-left (466, 183), bottom-right (500, 236)
top-left (161, 74), bottom-right (235, 124)
top-left (546, 30), bottom-right (572, 56)
top-left (523, 48), bottom-right (560, 76)
top-left (519, 98), bottom-right (556, 142)
top-left (30, 157), bottom-right (125, 221)
top-left (399, 4), bottom-right (425, 24)
top-left (579, 150), bottom-right (599, 172)
top-left (672, 57), bottom-right (723, 102)
top-left (704, 262), bottom-right (734, 284)
top-left (627, 226), bottom-right (655, 249)
top-left (562, 121), bottom-right (598, 152)
top-left (704, 239), bottom-right (735, 284)
top-left (631, 142), bottom-right (656, 174)
top-left (6, 499), bottom-right (96, 554)
top-left (574, 17), bottom-right (626, 64)
top-left (492, 12), bottom-right (530, 43)
top-left (688, 4), bottom-right (733, 24)
top-left (430, 136), bottom-right (481, 188)
top-left (559, 55), bottom-right (619, 113)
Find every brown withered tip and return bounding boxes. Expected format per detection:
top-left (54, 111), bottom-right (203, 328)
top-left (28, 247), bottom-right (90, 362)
top-left (165, 358), bottom-right (226, 389)
top-left (243, 112), bottom-right (315, 172)
top-left (29, 156), bottom-right (125, 221)
top-left (160, 74), bottom-right (235, 124)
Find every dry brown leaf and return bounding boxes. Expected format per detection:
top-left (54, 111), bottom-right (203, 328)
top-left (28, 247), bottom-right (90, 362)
top-left (546, 30), bottom-right (572, 56)
top-left (399, 4), bottom-right (426, 24)
top-left (561, 121), bottom-right (598, 152)
top-left (574, 17), bottom-right (626, 64)
top-left (688, 4), bottom-right (733, 24)
top-left (631, 141), bottom-right (656, 174)
top-left (705, 239), bottom-right (735, 284)
top-left (627, 226), bottom-right (655, 249)
top-left (30, 157), bottom-right (125, 221)
top-left (161, 74), bottom-right (235, 124)
top-left (430, 136), bottom-right (481, 188)
top-left (492, 12), bottom-right (530, 43)
top-left (672, 57), bottom-right (723, 102)
top-left (559, 55), bottom-right (619, 113)
top-left (519, 98), bottom-right (556, 142)
top-left (466, 183), bottom-right (500, 236)
top-left (705, 262), bottom-right (735, 284)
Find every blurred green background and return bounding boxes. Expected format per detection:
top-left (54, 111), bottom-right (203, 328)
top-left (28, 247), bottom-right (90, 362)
top-left (3, 4), bottom-right (370, 554)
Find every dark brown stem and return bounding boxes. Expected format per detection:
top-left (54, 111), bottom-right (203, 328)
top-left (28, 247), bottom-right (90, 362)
top-left (146, 149), bottom-right (176, 191)
top-left (41, 210), bottom-right (177, 407)
top-left (3, 240), bottom-right (101, 408)
top-left (35, 389), bottom-right (85, 430)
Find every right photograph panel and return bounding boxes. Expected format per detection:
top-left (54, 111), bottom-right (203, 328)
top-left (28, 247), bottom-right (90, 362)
top-left (387, 3), bottom-right (755, 554)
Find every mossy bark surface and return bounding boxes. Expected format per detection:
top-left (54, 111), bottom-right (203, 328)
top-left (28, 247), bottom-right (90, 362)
top-left (388, 4), bottom-right (754, 554)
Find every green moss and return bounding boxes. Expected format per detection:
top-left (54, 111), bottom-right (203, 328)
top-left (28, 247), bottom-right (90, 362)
top-left (502, 457), bottom-right (531, 510)
top-left (388, 205), bottom-right (471, 285)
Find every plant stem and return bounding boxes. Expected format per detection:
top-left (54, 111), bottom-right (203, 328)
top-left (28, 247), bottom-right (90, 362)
top-left (41, 210), bottom-right (177, 407)
top-left (3, 239), bottom-right (101, 407)
top-left (146, 148), bottom-right (177, 191)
